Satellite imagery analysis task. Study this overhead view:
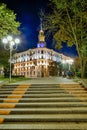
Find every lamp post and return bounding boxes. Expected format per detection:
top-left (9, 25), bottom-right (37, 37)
top-left (2, 35), bottom-right (20, 82)
top-left (66, 59), bottom-right (74, 70)
top-left (62, 59), bottom-right (74, 71)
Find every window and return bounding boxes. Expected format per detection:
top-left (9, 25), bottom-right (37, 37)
top-left (41, 50), bottom-right (43, 54)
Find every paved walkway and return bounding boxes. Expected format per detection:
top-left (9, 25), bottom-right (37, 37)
top-left (11, 77), bottom-right (78, 85)
top-left (0, 77), bottom-right (86, 86)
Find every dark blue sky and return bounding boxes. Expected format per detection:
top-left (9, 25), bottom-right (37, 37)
top-left (1, 0), bottom-right (78, 57)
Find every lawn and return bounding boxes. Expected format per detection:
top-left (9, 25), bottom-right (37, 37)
top-left (0, 76), bottom-right (31, 83)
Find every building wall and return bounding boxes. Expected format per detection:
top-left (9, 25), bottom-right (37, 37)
top-left (13, 48), bottom-right (61, 77)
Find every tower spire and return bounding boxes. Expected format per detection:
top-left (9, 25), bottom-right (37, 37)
top-left (40, 18), bottom-right (43, 31)
top-left (37, 18), bottom-right (46, 48)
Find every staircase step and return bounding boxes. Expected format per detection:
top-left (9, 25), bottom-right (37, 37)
top-left (1, 86), bottom-right (17, 89)
top-left (0, 98), bottom-right (82, 103)
top-left (0, 88), bottom-right (17, 91)
top-left (0, 102), bottom-right (87, 108)
top-left (0, 85), bottom-right (29, 89)
top-left (16, 102), bottom-right (87, 108)
top-left (0, 94), bottom-right (75, 98)
top-left (0, 91), bottom-right (13, 94)
top-left (1, 114), bottom-right (87, 122)
top-left (0, 89), bottom-right (86, 92)
top-left (28, 87), bottom-right (85, 90)
top-left (0, 93), bottom-right (87, 98)
top-left (0, 83), bottom-right (87, 130)
top-left (0, 122), bottom-right (87, 130)
top-left (32, 87), bottom-right (83, 90)
top-left (0, 87), bottom-right (62, 90)
top-left (1, 107), bottom-right (87, 114)
top-left (1, 85), bottom-right (18, 87)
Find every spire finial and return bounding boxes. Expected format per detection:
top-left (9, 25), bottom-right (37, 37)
top-left (40, 18), bottom-right (43, 30)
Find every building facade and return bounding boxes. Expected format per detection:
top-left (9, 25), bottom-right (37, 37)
top-left (13, 23), bottom-right (73, 77)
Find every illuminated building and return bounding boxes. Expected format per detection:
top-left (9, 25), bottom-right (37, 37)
top-left (12, 22), bottom-right (73, 77)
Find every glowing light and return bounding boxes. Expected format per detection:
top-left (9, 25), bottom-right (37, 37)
top-left (15, 38), bottom-right (20, 44)
top-left (7, 36), bottom-right (12, 41)
top-left (10, 41), bottom-right (15, 46)
top-left (66, 59), bottom-right (74, 64)
top-left (62, 60), bottom-right (66, 64)
top-left (2, 38), bottom-right (8, 44)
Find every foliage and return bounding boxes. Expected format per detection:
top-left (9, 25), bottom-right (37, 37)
top-left (0, 49), bottom-right (9, 67)
top-left (0, 3), bottom-right (20, 38)
top-left (3, 63), bottom-right (14, 78)
top-left (74, 57), bottom-right (81, 77)
top-left (42, 0), bottom-right (87, 78)
top-left (0, 3), bottom-right (20, 68)
top-left (74, 57), bottom-right (80, 70)
top-left (4, 63), bottom-right (9, 78)
top-left (48, 61), bottom-right (59, 76)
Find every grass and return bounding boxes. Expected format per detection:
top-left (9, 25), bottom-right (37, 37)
top-left (10, 77), bottom-right (31, 83)
top-left (73, 76), bottom-right (81, 82)
top-left (73, 77), bottom-right (87, 86)
top-left (0, 76), bottom-right (31, 83)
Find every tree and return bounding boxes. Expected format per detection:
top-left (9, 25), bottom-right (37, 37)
top-left (0, 3), bottom-right (20, 38)
top-left (0, 3), bottom-right (20, 68)
top-left (74, 57), bottom-right (81, 77)
top-left (42, 0), bottom-right (87, 78)
top-left (48, 61), bottom-right (59, 76)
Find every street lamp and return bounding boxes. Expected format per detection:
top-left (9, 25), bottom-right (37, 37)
top-left (62, 59), bottom-right (74, 70)
top-left (2, 35), bottom-right (20, 82)
top-left (66, 59), bottom-right (74, 70)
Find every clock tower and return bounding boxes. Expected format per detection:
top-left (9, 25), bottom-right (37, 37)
top-left (37, 19), bottom-right (46, 48)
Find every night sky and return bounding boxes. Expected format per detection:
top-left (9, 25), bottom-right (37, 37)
top-left (0, 0), bottom-right (78, 57)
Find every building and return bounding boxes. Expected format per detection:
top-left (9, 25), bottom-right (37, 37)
top-left (12, 22), bottom-right (73, 78)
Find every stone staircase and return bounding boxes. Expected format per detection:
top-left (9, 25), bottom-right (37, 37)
top-left (0, 84), bottom-right (87, 129)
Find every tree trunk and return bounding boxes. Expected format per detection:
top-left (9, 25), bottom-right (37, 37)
top-left (80, 58), bottom-right (86, 78)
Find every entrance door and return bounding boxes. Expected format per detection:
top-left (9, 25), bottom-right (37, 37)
top-left (41, 71), bottom-right (44, 77)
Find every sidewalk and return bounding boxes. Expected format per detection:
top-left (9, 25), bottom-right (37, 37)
top-left (10, 77), bottom-right (78, 85)
top-left (0, 77), bottom-right (86, 86)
